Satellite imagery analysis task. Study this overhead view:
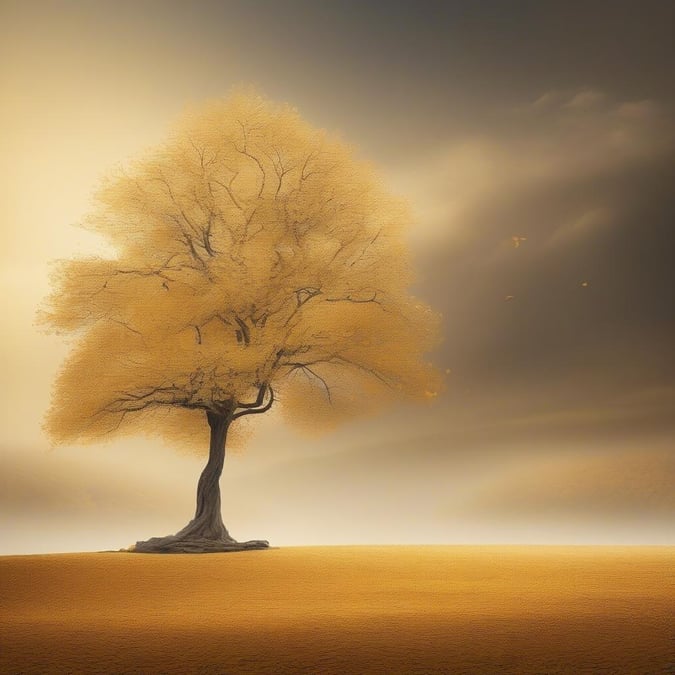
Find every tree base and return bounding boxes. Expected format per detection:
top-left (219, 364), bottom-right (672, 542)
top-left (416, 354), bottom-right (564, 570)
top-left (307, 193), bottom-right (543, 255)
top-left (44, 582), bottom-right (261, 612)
top-left (130, 535), bottom-right (270, 554)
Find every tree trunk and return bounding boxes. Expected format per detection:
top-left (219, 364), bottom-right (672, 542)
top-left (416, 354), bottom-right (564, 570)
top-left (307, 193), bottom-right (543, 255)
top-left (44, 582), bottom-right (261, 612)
top-left (132, 410), bottom-right (269, 553)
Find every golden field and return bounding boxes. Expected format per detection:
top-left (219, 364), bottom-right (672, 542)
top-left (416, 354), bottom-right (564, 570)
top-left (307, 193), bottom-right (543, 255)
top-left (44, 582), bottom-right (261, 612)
top-left (1, 546), bottom-right (673, 674)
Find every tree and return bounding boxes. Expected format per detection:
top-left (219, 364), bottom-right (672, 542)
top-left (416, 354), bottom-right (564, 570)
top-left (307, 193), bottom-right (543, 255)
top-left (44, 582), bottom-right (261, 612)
top-left (41, 92), bottom-right (441, 553)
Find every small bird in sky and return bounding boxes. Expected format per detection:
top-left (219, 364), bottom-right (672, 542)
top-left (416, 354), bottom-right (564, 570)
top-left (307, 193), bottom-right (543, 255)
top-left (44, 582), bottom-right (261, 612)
top-left (505, 295), bottom-right (515, 301)
top-left (511, 236), bottom-right (527, 248)
top-left (581, 281), bottom-right (589, 287)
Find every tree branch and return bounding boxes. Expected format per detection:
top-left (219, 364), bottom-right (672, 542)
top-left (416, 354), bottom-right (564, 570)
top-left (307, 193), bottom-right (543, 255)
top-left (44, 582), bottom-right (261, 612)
top-left (279, 353), bottom-right (395, 390)
top-left (232, 386), bottom-right (274, 419)
top-left (349, 228), bottom-right (382, 267)
top-left (108, 317), bottom-right (143, 335)
top-left (287, 363), bottom-right (332, 403)
top-left (234, 316), bottom-right (250, 345)
top-left (236, 383), bottom-right (267, 409)
top-left (210, 177), bottom-right (243, 211)
top-left (234, 121), bottom-right (266, 198)
top-left (325, 291), bottom-right (385, 308)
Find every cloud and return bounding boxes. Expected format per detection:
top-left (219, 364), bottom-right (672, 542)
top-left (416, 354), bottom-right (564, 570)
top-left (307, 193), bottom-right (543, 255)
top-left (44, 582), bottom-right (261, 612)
top-left (396, 90), bottom-right (672, 249)
top-left (544, 207), bottom-right (612, 250)
top-left (460, 445), bottom-right (675, 523)
top-left (388, 90), bottom-right (673, 408)
top-left (563, 89), bottom-right (607, 110)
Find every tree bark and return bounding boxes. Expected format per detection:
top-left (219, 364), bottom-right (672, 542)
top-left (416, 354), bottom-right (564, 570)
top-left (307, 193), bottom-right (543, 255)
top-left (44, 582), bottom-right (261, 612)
top-left (133, 410), bottom-right (269, 553)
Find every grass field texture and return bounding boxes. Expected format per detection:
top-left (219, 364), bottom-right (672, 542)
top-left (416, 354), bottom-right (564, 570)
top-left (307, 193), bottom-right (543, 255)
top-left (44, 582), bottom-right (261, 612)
top-left (1, 546), bottom-right (673, 673)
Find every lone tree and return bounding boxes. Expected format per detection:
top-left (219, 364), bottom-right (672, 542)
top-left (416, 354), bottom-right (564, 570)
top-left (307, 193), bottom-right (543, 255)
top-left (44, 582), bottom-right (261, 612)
top-left (42, 92), bottom-right (441, 553)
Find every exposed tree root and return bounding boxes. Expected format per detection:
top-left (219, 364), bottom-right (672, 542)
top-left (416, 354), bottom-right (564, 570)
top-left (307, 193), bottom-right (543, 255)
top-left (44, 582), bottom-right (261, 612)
top-left (131, 535), bottom-right (269, 554)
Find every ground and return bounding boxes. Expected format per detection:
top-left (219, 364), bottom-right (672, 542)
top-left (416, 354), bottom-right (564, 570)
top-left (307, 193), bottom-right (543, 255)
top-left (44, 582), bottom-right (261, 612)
top-left (1, 546), bottom-right (673, 674)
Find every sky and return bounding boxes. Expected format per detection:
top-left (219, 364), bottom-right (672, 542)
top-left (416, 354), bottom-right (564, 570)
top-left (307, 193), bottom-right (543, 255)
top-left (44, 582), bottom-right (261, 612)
top-left (1, 0), bottom-right (673, 553)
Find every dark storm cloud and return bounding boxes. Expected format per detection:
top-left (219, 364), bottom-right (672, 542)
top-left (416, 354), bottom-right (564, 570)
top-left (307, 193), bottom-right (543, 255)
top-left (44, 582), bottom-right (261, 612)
top-left (393, 90), bottom-right (675, 439)
top-left (22, 0), bottom-right (670, 162)
top-left (185, 0), bottom-right (675, 160)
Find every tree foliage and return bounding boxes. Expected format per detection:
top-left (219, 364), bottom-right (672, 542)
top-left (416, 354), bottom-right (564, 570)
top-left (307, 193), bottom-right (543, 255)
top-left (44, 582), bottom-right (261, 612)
top-left (42, 92), bottom-right (441, 449)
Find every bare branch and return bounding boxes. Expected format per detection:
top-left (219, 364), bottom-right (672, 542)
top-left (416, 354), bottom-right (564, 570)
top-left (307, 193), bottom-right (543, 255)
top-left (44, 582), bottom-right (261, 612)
top-left (210, 177), bottom-right (243, 211)
top-left (163, 213), bottom-right (206, 268)
top-left (100, 384), bottom-right (192, 415)
top-left (232, 386), bottom-right (274, 420)
top-left (108, 317), bottom-right (143, 335)
top-left (329, 354), bottom-right (395, 388)
top-left (152, 174), bottom-right (201, 237)
top-left (325, 291), bottom-right (385, 309)
top-left (327, 228), bottom-right (362, 266)
top-left (236, 383), bottom-right (267, 409)
top-left (188, 137), bottom-right (206, 172)
top-left (234, 120), bottom-right (266, 198)
top-left (349, 228), bottom-right (382, 267)
top-left (295, 287), bottom-right (321, 307)
top-left (234, 316), bottom-right (250, 346)
top-left (300, 150), bottom-right (319, 181)
top-left (263, 145), bottom-right (295, 196)
top-left (279, 353), bottom-right (395, 390)
top-left (281, 287), bottom-right (324, 328)
top-left (287, 363), bottom-right (332, 403)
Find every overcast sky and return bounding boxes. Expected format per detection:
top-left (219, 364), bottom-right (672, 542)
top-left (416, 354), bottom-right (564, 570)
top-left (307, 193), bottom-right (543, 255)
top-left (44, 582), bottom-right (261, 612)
top-left (1, 0), bottom-right (673, 553)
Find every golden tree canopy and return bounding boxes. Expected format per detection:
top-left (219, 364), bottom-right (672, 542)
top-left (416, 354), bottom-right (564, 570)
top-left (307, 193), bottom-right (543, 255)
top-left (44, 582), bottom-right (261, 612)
top-left (42, 92), bottom-right (441, 448)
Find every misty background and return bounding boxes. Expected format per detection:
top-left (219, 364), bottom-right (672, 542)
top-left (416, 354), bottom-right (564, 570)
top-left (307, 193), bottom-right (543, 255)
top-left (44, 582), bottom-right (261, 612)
top-left (1, 0), bottom-right (673, 552)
